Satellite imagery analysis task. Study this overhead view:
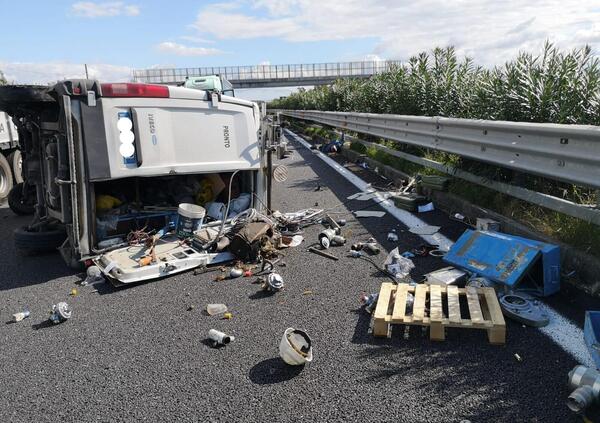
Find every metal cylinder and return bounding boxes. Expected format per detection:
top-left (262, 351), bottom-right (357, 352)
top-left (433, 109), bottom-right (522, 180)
top-left (567, 365), bottom-right (600, 413)
top-left (208, 329), bottom-right (234, 346)
top-left (568, 385), bottom-right (595, 413)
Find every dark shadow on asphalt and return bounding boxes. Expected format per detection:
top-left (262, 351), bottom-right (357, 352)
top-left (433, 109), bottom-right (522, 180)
top-left (248, 290), bottom-right (275, 300)
top-left (249, 357), bottom-right (304, 385)
top-left (31, 320), bottom-right (58, 330)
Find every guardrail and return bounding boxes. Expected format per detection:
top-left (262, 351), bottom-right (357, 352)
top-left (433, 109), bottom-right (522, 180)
top-left (277, 110), bottom-right (600, 224)
top-left (278, 110), bottom-right (600, 189)
top-left (132, 61), bottom-right (402, 85)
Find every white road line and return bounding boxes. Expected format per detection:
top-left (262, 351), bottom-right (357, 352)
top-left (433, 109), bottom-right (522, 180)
top-left (285, 129), bottom-right (594, 366)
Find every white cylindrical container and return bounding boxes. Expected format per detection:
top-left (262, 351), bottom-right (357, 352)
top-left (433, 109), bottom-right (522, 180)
top-left (176, 203), bottom-right (206, 238)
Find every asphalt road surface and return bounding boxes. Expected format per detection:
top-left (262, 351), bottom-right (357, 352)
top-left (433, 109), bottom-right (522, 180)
top-left (0, 137), bottom-right (595, 422)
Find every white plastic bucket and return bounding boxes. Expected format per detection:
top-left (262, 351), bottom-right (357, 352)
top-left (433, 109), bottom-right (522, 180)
top-left (176, 203), bottom-right (206, 238)
top-left (279, 327), bottom-right (313, 365)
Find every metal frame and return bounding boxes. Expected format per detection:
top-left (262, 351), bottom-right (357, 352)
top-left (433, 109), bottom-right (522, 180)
top-left (132, 61), bottom-right (402, 88)
top-left (279, 110), bottom-right (600, 190)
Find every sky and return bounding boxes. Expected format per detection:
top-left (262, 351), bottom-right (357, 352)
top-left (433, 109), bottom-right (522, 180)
top-left (1, 0), bottom-right (599, 100)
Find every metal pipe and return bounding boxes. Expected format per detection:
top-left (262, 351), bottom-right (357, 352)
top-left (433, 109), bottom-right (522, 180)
top-left (567, 365), bottom-right (600, 413)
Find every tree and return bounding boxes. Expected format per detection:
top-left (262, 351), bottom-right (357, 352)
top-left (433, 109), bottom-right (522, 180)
top-left (0, 69), bottom-right (6, 85)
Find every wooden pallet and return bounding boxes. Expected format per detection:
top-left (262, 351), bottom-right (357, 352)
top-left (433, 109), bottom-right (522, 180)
top-left (372, 283), bottom-right (506, 345)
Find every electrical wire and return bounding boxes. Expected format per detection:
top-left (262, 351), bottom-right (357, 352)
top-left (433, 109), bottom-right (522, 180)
top-left (356, 254), bottom-right (398, 283)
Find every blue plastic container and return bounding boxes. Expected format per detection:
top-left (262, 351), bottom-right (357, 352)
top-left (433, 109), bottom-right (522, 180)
top-left (443, 229), bottom-right (560, 296)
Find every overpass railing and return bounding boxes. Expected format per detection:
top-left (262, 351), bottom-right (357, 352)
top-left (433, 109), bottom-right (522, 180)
top-left (132, 61), bottom-right (403, 84)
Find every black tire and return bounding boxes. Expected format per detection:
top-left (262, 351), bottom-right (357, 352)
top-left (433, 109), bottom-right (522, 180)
top-left (0, 152), bottom-right (13, 199)
top-left (8, 183), bottom-right (35, 215)
top-left (8, 150), bottom-right (23, 184)
top-left (14, 226), bottom-right (67, 252)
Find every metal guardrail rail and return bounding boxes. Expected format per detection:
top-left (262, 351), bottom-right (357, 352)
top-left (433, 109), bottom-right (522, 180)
top-left (278, 110), bottom-right (600, 224)
top-left (132, 61), bottom-right (402, 87)
top-left (278, 110), bottom-right (600, 190)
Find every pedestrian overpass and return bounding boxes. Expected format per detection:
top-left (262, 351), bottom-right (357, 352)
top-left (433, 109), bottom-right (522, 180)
top-left (131, 61), bottom-right (402, 88)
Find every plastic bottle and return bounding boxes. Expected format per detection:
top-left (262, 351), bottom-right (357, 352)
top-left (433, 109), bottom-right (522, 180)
top-left (206, 304), bottom-right (228, 315)
top-left (12, 308), bottom-right (30, 322)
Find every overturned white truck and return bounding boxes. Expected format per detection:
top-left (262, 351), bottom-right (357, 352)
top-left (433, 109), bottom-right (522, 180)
top-left (0, 110), bottom-right (23, 199)
top-left (0, 80), bottom-right (276, 283)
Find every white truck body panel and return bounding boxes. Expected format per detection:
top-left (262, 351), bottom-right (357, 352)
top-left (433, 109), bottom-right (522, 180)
top-left (99, 95), bottom-right (261, 180)
top-left (0, 111), bottom-right (17, 146)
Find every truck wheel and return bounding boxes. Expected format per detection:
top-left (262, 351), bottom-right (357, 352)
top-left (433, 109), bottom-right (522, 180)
top-left (8, 150), bottom-right (23, 184)
top-left (14, 226), bottom-right (67, 252)
top-left (8, 183), bottom-right (35, 215)
top-left (0, 152), bottom-right (14, 199)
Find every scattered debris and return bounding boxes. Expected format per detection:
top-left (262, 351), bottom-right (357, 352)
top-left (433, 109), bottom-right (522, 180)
top-left (308, 246), bottom-right (339, 261)
top-left (453, 213), bottom-right (465, 221)
top-left (567, 365), bottom-right (600, 413)
top-left (318, 228), bottom-right (346, 249)
top-left (230, 267), bottom-right (243, 278)
top-left (498, 293), bottom-right (549, 327)
top-left (423, 267), bottom-right (467, 286)
top-left (208, 329), bottom-right (235, 347)
top-left (514, 353), bottom-right (522, 362)
top-left (419, 175), bottom-right (449, 191)
top-left (391, 192), bottom-right (427, 211)
top-left (279, 328), bottom-right (313, 365)
top-left (360, 293), bottom-right (379, 314)
top-left (401, 251), bottom-right (415, 259)
top-left (82, 265), bottom-right (104, 286)
top-left (354, 211), bottom-right (386, 218)
top-left (262, 273), bottom-right (284, 292)
top-left (70, 288), bottom-right (78, 297)
top-left (417, 202), bottom-right (435, 213)
top-left (303, 290), bottom-right (314, 295)
top-left (222, 312), bottom-right (233, 320)
top-left (351, 238), bottom-right (380, 255)
top-left (428, 249), bottom-right (447, 258)
top-left (12, 308), bottom-right (30, 323)
top-left (476, 218), bottom-right (501, 232)
top-left (387, 230), bottom-right (398, 242)
top-left (466, 277), bottom-right (496, 289)
top-left (187, 305), bottom-right (195, 311)
top-left (206, 304), bottom-right (228, 316)
top-left (383, 248), bottom-right (415, 282)
top-left (49, 302), bottom-right (72, 324)
top-left (409, 225), bottom-right (441, 236)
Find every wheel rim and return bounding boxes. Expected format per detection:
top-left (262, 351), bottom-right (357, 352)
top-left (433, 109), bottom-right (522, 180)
top-left (0, 165), bottom-right (8, 194)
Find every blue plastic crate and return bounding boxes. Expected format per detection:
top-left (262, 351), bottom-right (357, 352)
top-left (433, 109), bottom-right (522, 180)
top-left (444, 230), bottom-right (560, 296)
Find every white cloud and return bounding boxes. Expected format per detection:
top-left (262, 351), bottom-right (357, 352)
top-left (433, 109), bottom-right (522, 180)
top-left (179, 35), bottom-right (215, 44)
top-left (0, 61), bottom-right (132, 84)
top-left (193, 0), bottom-right (600, 67)
top-left (156, 42), bottom-right (223, 57)
top-left (71, 2), bottom-right (140, 18)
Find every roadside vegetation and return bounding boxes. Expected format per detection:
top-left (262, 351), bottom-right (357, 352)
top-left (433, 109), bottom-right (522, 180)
top-left (273, 44), bottom-right (600, 257)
